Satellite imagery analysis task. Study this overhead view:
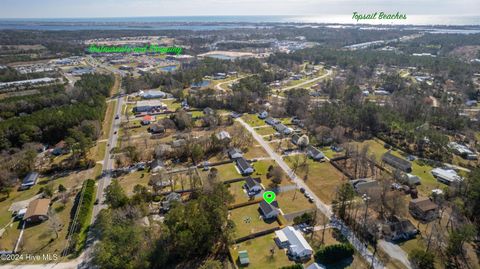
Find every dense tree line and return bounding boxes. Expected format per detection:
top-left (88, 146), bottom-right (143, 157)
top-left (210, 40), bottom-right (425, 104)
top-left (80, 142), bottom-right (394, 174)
top-left (92, 180), bottom-right (233, 269)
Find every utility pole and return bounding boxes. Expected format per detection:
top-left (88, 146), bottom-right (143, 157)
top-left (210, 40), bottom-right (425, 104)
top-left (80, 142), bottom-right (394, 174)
top-left (362, 194), bottom-right (371, 241)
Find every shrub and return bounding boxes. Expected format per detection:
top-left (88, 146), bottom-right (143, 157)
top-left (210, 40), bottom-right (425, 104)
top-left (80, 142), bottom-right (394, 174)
top-left (314, 243), bottom-right (354, 264)
top-left (153, 195), bottom-right (162, 202)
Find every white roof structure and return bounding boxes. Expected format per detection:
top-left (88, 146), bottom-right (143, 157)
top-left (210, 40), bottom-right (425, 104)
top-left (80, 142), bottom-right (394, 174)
top-left (140, 90), bottom-right (167, 99)
top-left (274, 230), bottom-right (289, 245)
top-left (305, 263), bottom-right (326, 269)
top-left (277, 226), bottom-right (313, 256)
top-left (216, 131), bottom-right (231, 140)
top-left (431, 168), bottom-right (463, 184)
top-left (0, 77), bottom-right (56, 88)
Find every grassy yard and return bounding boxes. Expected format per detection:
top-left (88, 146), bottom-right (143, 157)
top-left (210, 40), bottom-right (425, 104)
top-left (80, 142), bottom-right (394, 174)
top-left (251, 160), bottom-right (292, 187)
top-left (116, 171), bottom-right (151, 195)
top-left (241, 114), bottom-right (266, 127)
top-left (161, 99), bottom-right (181, 111)
top-left (243, 145), bottom-right (268, 159)
top-left (255, 126), bottom-right (276, 136)
top-left (276, 189), bottom-right (315, 215)
top-left (16, 198), bottom-right (75, 262)
top-left (0, 170), bottom-right (90, 229)
top-left (229, 204), bottom-right (279, 238)
top-left (231, 233), bottom-right (296, 269)
top-left (284, 157), bottom-right (347, 204)
top-left (227, 181), bottom-right (250, 204)
top-left (353, 139), bottom-right (447, 196)
top-left (214, 163), bottom-right (241, 181)
top-left (320, 146), bottom-right (344, 159)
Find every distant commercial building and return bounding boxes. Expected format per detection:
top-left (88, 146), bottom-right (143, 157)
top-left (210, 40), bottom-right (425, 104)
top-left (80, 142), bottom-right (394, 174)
top-left (0, 77), bottom-right (56, 89)
top-left (133, 100), bottom-right (165, 113)
top-left (139, 90), bottom-right (167, 99)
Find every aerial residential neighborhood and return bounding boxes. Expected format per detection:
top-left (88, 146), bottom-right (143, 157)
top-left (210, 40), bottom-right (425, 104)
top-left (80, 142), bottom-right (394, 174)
top-left (0, 2), bottom-right (480, 269)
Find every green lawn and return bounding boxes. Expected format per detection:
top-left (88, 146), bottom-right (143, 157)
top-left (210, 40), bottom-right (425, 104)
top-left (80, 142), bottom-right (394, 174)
top-left (320, 146), bottom-right (344, 159)
top-left (230, 204), bottom-right (279, 238)
top-left (276, 189), bottom-right (315, 215)
top-left (17, 198), bottom-right (75, 262)
top-left (215, 163), bottom-right (241, 181)
top-left (116, 171), bottom-right (151, 195)
top-left (284, 157), bottom-right (347, 204)
top-left (162, 99), bottom-right (181, 111)
top-left (241, 114), bottom-right (266, 127)
top-left (255, 126), bottom-right (276, 136)
top-left (227, 181), bottom-right (250, 204)
top-left (243, 145), bottom-right (268, 159)
top-left (231, 234), bottom-right (296, 269)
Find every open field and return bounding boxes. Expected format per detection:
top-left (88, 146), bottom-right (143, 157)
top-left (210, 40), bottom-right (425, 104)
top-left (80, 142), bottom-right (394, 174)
top-left (243, 145), bottom-right (269, 159)
top-left (284, 157), bottom-right (347, 204)
top-left (229, 203), bottom-right (279, 238)
top-left (276, 189), bottom-right (315, 215)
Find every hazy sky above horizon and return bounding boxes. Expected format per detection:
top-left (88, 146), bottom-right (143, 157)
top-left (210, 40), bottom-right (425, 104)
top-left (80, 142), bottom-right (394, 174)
top-left (0, 0), bottom-right (479, 18)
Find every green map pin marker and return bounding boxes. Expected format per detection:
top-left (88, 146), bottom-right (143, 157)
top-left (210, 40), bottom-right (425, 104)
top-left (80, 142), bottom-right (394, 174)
top-left (263, 191), bottom-right (276, 204)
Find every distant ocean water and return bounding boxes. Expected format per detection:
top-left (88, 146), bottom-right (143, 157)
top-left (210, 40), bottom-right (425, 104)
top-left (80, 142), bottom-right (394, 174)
top-left (0, 15), bottom-right (479, 31)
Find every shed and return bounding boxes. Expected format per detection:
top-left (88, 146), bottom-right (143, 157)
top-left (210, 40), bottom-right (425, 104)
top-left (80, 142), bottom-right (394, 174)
top-left (238, 250), bottom-right (250, 265)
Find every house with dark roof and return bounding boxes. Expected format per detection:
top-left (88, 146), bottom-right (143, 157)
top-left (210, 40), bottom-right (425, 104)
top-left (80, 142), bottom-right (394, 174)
top-left (244, 177), bottom-right (262, 195)
top-left (24, 199), bottom-right (50, 223)
top-left (409, 197), bottom-right (439, 222)
top-left (382, 152), bottom-right (412, 172)
top-left (306, 146), bottom-right (325, 161)
top-left (382, 218), bottom-right (418, 242)
top-left (291, 134), bottom-right (300, 145)
top-left (236, 157), bottom-right (254, 175)
top-left (259, 200), bottom-right (279, 219)
top-left (351, 179), bottom-right (380, 195)
top-left (228, 148), bottom-right (243, 159)
top-left (265, 117), bottom-right (279, 126)
top-left (20, 172), bottom-right (39, 190)
top-left (274, 123), bottom-right (292, 135)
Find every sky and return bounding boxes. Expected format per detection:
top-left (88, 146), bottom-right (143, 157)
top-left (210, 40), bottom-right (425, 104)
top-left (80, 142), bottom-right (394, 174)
top-left (0, 0), bottom-right (479, 19)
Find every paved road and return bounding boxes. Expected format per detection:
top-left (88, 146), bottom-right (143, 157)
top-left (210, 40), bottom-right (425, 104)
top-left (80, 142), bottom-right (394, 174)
top-left (237, 117), bottom-right (385, 269)
top-left (272, 69), bottom-right (333, 99)
top-left (0, 61), bottom-right (125, 269)
top-left (92, 89), bottom-right (124, 218)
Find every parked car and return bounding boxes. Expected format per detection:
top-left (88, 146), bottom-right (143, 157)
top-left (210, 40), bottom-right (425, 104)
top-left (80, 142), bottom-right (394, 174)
top-left (308, 197), bottom-right (314, 203)
top-left (115, 115), bottom-right (119, 120)
top-left (299, 187), bottom-right (305, 193)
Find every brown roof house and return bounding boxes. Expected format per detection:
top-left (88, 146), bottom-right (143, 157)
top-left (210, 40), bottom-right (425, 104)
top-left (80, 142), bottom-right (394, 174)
top-left (23, 198), bottom-right (50, 223)
top-left (382, 217), bottom-right (418, 242)
top-left (409, 197), bottom-right (439, 222)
